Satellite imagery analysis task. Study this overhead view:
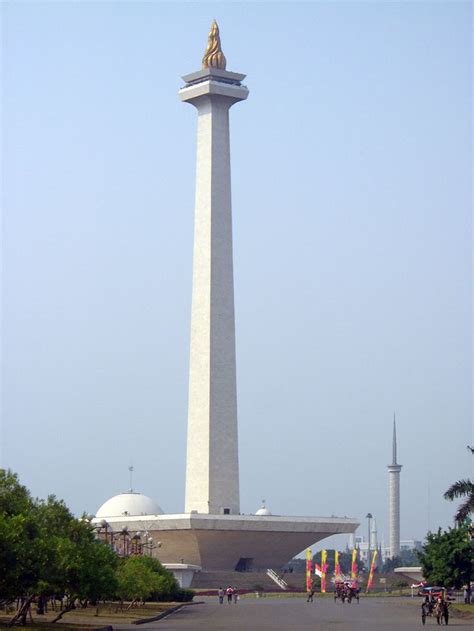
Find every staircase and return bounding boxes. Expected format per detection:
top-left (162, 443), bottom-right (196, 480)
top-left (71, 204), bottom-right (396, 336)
top-left (266, 568), bottom-right (289, 590)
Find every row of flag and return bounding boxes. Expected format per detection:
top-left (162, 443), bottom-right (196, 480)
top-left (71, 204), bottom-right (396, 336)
top-left (305, 548), bottom-right (379, 592)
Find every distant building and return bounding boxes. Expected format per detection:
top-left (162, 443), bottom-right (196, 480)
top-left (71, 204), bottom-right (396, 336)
top-left (347, 534), bottom-right (422, 563)
top-left (399, 539), bottom-right (422, 553)
top-left (347, 534), bottom-right (373, 564)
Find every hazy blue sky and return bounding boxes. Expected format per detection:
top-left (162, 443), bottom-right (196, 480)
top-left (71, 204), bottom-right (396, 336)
top-left (1, 1), bottom-right (472, 549)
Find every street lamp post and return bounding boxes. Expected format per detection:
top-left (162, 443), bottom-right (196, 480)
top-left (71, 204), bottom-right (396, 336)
top-left (100, 519), bottom-right (110, 545)
top-left (119, 527), bottom-right (129, 556)
top-left (131, 531), bottom-right (141, 555)
top-left (92, 523), bottom-right (163, 559)
top-left (139, 536), bottom-right (162, 557)
top-left (366, 513), bottom-right (373, 568)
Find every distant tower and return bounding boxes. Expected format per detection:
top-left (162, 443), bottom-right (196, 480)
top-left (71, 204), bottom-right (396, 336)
top-left (180, 21), bottom-right (248, 515)
top-left (387, 416), bottom-right (402, 557)
top-left (370, 517), bottom-right (378, 552)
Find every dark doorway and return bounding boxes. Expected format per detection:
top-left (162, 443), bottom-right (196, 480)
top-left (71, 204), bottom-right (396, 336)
top-left (235, 557), bottom-right (253, 571)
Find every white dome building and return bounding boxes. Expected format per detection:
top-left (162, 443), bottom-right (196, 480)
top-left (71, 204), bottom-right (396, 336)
top-left (95, 491), bottom-right (164, 518)
top-left (255, 501), bottom-right (272, 516)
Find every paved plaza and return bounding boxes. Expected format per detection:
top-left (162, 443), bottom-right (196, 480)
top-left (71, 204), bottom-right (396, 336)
top-left (118, 596), bottom-right (472, 630)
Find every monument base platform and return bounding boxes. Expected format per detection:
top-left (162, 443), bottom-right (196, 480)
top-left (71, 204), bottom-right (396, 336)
top-left (92, 513), bottom-right (359, 570)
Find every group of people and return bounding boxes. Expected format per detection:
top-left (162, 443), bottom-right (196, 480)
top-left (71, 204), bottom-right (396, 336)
top-left (334, 580), bottom-right (360, 603)
top-left (217, 586), bottom-right (239, 604)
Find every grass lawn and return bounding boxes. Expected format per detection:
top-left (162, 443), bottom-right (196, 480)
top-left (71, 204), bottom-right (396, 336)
top-left (0, 602), bottom-right (178, 628)
top-left (451, 603), bottom-right (474, 618)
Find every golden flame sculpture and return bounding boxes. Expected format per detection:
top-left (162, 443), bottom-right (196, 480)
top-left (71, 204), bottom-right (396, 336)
top-left (202, 20), bottom-right (227, 70)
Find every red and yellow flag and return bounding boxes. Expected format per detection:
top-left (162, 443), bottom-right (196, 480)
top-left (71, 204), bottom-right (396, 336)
top-left (351, 548), bottom-right (358, 579)
top-left (335, 550), bottom-right (341, 578)
top-left (321, 549), bottom-right (329, 593)
top-left (306, 548), bottom-right (312, 591)
top-left (366, 550), bottom-right (378, 592)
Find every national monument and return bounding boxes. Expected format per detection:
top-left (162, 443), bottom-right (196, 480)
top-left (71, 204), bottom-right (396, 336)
top-left (92, 21), bottom-right (359, 574)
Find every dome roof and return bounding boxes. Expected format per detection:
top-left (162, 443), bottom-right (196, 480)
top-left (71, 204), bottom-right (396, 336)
top-left (255, 502), bottom-right (272, 516)
top-left (95, 491), bottom-right (164, 518)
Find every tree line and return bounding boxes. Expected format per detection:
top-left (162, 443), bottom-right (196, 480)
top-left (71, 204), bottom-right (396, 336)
top-left (419, 470), bottom-right (473, 590)
top-left (0, 470), bottom-right (193, 626)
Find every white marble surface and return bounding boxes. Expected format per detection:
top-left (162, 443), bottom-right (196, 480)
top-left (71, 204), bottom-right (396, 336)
top-left (388, 464), bottom-right (402, 557)
top-left (91, 513), bottom-right (359, 570)
top-left (180, 76), bottom-right (248, 516)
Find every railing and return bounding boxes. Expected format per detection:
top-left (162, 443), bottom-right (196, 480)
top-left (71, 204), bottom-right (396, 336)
top-left (266, 568), bottom-right (289, 590)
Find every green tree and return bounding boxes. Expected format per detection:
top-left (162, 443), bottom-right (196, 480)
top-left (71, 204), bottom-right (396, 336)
top-left (382, 548), bottom-right (419, 572)
top-left (339, 550), bottom-right (359, 573)
top-left (0, 469), bottom-right (118, 624)
top-left (0, 470), bottom-right (37, 603)
top-left (443, 479), bottom-right (474, 525)
top-left (0, 469), bottom-right (32, 516)
top-left (417, 525), bottom-right (472, 589)
top-left (116, 556), bottom-right (184, 603)
top-left (311, 575), bottom-right (321, 591)
top-left (116, 556), bottom-right (161, 603)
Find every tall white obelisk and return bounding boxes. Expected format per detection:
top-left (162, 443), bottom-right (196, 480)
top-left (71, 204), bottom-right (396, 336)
top-left (179, 21), bottom-right (248, 515)
top-left (387, 417), bottom-right (402, 557)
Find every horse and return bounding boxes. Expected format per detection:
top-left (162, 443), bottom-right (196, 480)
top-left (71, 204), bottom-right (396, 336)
top-left (434, 601), bottom-right (449, 625)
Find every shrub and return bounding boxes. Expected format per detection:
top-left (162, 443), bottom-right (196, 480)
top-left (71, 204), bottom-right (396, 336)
top-left (392, 580), bottom-right (409, 589)
top-left (174, 589), bottom-right (194, 602)
top-left (117, 555), bottom-right (184, 602)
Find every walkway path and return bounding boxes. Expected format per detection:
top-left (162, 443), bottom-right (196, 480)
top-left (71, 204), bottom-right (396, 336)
top-left (117, 596), bottom-right (471, 630)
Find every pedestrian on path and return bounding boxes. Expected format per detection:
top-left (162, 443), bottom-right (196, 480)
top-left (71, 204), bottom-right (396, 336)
top-left (307, 588), bottom-right (315, 603)
top-left (226, 586), bottom-right (233, 604)
top-left (233, 588), bottom-right (239, 603)
top-left (217, 587), bottom-right (224, 604)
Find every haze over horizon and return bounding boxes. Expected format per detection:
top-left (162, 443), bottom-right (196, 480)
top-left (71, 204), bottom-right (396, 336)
top-left (2, 1), bottom-right (472, 548)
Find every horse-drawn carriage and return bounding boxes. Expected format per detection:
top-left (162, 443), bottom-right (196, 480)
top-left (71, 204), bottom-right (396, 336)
top-left (334, 579), bottom-right (360, 604)
top-left (419, 587), bottom-right (452, 625)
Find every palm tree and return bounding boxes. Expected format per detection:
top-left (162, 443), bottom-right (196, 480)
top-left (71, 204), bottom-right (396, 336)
top-left (443, 479), bottom-right (474, 524)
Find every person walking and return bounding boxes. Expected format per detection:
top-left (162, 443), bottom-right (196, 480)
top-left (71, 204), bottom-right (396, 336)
top-left (233, 587), bottom-right (239, 603)
top-left (441, 601), bottom-right (450, 626)
top-left (217, 587), bottom-right (224, 604)
top-left (226, 586), bottom-right (233, 604)
top-left (307, 588), bottom-right (315, 603)
top-left (464, 584), bottom-right (471, 604)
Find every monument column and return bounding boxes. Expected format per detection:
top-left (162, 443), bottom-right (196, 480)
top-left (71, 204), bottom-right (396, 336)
top-left (179, 22), bottom-right (248, 515)
top-left (387, 417), bottom-right (402, 557)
